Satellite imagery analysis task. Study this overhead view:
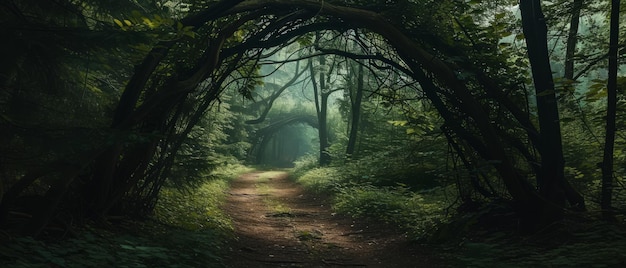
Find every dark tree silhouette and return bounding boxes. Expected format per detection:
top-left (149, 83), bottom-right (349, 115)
top-left (601, 0), bottom-right (621, 220)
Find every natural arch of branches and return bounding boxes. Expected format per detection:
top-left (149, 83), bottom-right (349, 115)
top-left (247, 115), bottom-right (319, 165)
top-left (0, 0), bottom-right (588, 236)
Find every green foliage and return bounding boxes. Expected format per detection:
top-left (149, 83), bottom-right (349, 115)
top-left (0, 223), bottom-right (228, 268)
top-left (295, 166), bottom-right (344, 194)
top-left (448, 222), bottom-right (626, 268)
top-left (166, 97), bottom-right (252, 190)
top-left (155, 164), bottom-right (252, 231)
top-left (3, 2), bottom-right (626, 268)
top-left (290, 154), bottom-right (322, 178)
top-left (0, 164), bottom-right (250, 267)
top-left (333, 184), bottom-right (448, 238)
top-left (0, 159), bottom-right (249, 268)
top-left (340, 150), bottom-right (447, 189)
top-left (154, 181), bottom-right (232, 231)
top-left (292, 157), bottom-right (451, 240)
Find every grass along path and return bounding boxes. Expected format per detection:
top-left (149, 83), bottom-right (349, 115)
top-left (222, 171), bottom-right (446, 267)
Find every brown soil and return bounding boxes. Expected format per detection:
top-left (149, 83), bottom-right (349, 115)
top-left (222, 171), bottom-right (447, 268)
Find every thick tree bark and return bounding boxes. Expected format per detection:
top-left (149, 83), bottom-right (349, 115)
top-left (601, 0), bottom-right (620, 220)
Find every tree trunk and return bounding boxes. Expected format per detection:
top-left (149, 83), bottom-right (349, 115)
top-left (410, 65), bottom-right (549, 227)
top-left (319, 92), bottom-right (331, 166)
top-left (318, 91), bottom-right (331, 166)
top-left (520, 0), bottom-right (569, 217)
top-left (346, 62), bottom-right (364, 159)
top-left (601, 0), bottom-right (620, 220)
top-left (309, 51), bottom-right (331, 166)
top-left (564, 0), bottom-right (584, 80)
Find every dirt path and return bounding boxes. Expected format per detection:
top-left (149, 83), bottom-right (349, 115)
top-left (222, 171), bottom-right (446, 268)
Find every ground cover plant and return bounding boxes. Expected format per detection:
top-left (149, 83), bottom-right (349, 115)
top-left (0, 164), bottom-right (250, 267)
top-left (291, 155), bottom-right (451, 240)
top-left (291, 155), bottom-right (626, 267)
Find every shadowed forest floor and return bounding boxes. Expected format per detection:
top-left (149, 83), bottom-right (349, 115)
top-left (222, 171), bottom-right (447, 268)
top-left (3, 169), bottom-right (626, 267)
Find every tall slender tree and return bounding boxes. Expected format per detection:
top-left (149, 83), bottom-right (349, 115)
top-left (601, 0), bottom-right (621, 221)
top-left (345, 62), bottom-right (364, 159)
top-left (564, 0), bottom-right (585, 80)
top-left (520, 0), bottom-right (569, 217)
top-left (309, 55), bottom-right (332, 166)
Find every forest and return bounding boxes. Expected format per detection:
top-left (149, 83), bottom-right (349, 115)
top-left (1, 0), bottom-right (626, 267)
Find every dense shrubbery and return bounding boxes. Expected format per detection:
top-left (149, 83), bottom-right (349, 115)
top-left (291, 149), bottom-right (626, 267)
top-left (291, 155), bottom-right (451, 239)
top-left (155, 164), bottom-right (252, 231)
top-left (292, 157), bottom-right (343, 193)
top-left (334, 184), bottom-right (448, 237)
top-left (339, 150), bottom-right (448, 189)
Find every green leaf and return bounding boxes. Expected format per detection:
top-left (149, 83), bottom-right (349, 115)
top-left (183, 31), bottom-right (195, 38)
top-left (142, 17), bottom-right (155, 29)
top-left (114, 19), bottom-right (124, 28)
top-left (388, 120), bottom-right (408, 126)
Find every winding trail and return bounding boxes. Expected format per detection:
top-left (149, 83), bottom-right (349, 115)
top-left (222, 171), bottom-right (445, 268)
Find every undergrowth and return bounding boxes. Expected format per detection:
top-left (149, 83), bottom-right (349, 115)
top-left (0, 221), bottom-right (228, 268)
top-left (291, 157), bottom-right (626, 267)
top-left (291, 156), bottom-right (450, 239)
top-left (447, 220), bottom-right (626, 267)
top-left (155, 163), bottom-right (252, 231)
top-left (0, 164), bottom-right (252, 268)
top-left (295, 166), bottom-right (343, 193)
top-left (333, 184), bottom-right (448, 238)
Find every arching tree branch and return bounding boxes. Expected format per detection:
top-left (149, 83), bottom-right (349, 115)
top-left (246, 61), bottom-right (307, 124)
